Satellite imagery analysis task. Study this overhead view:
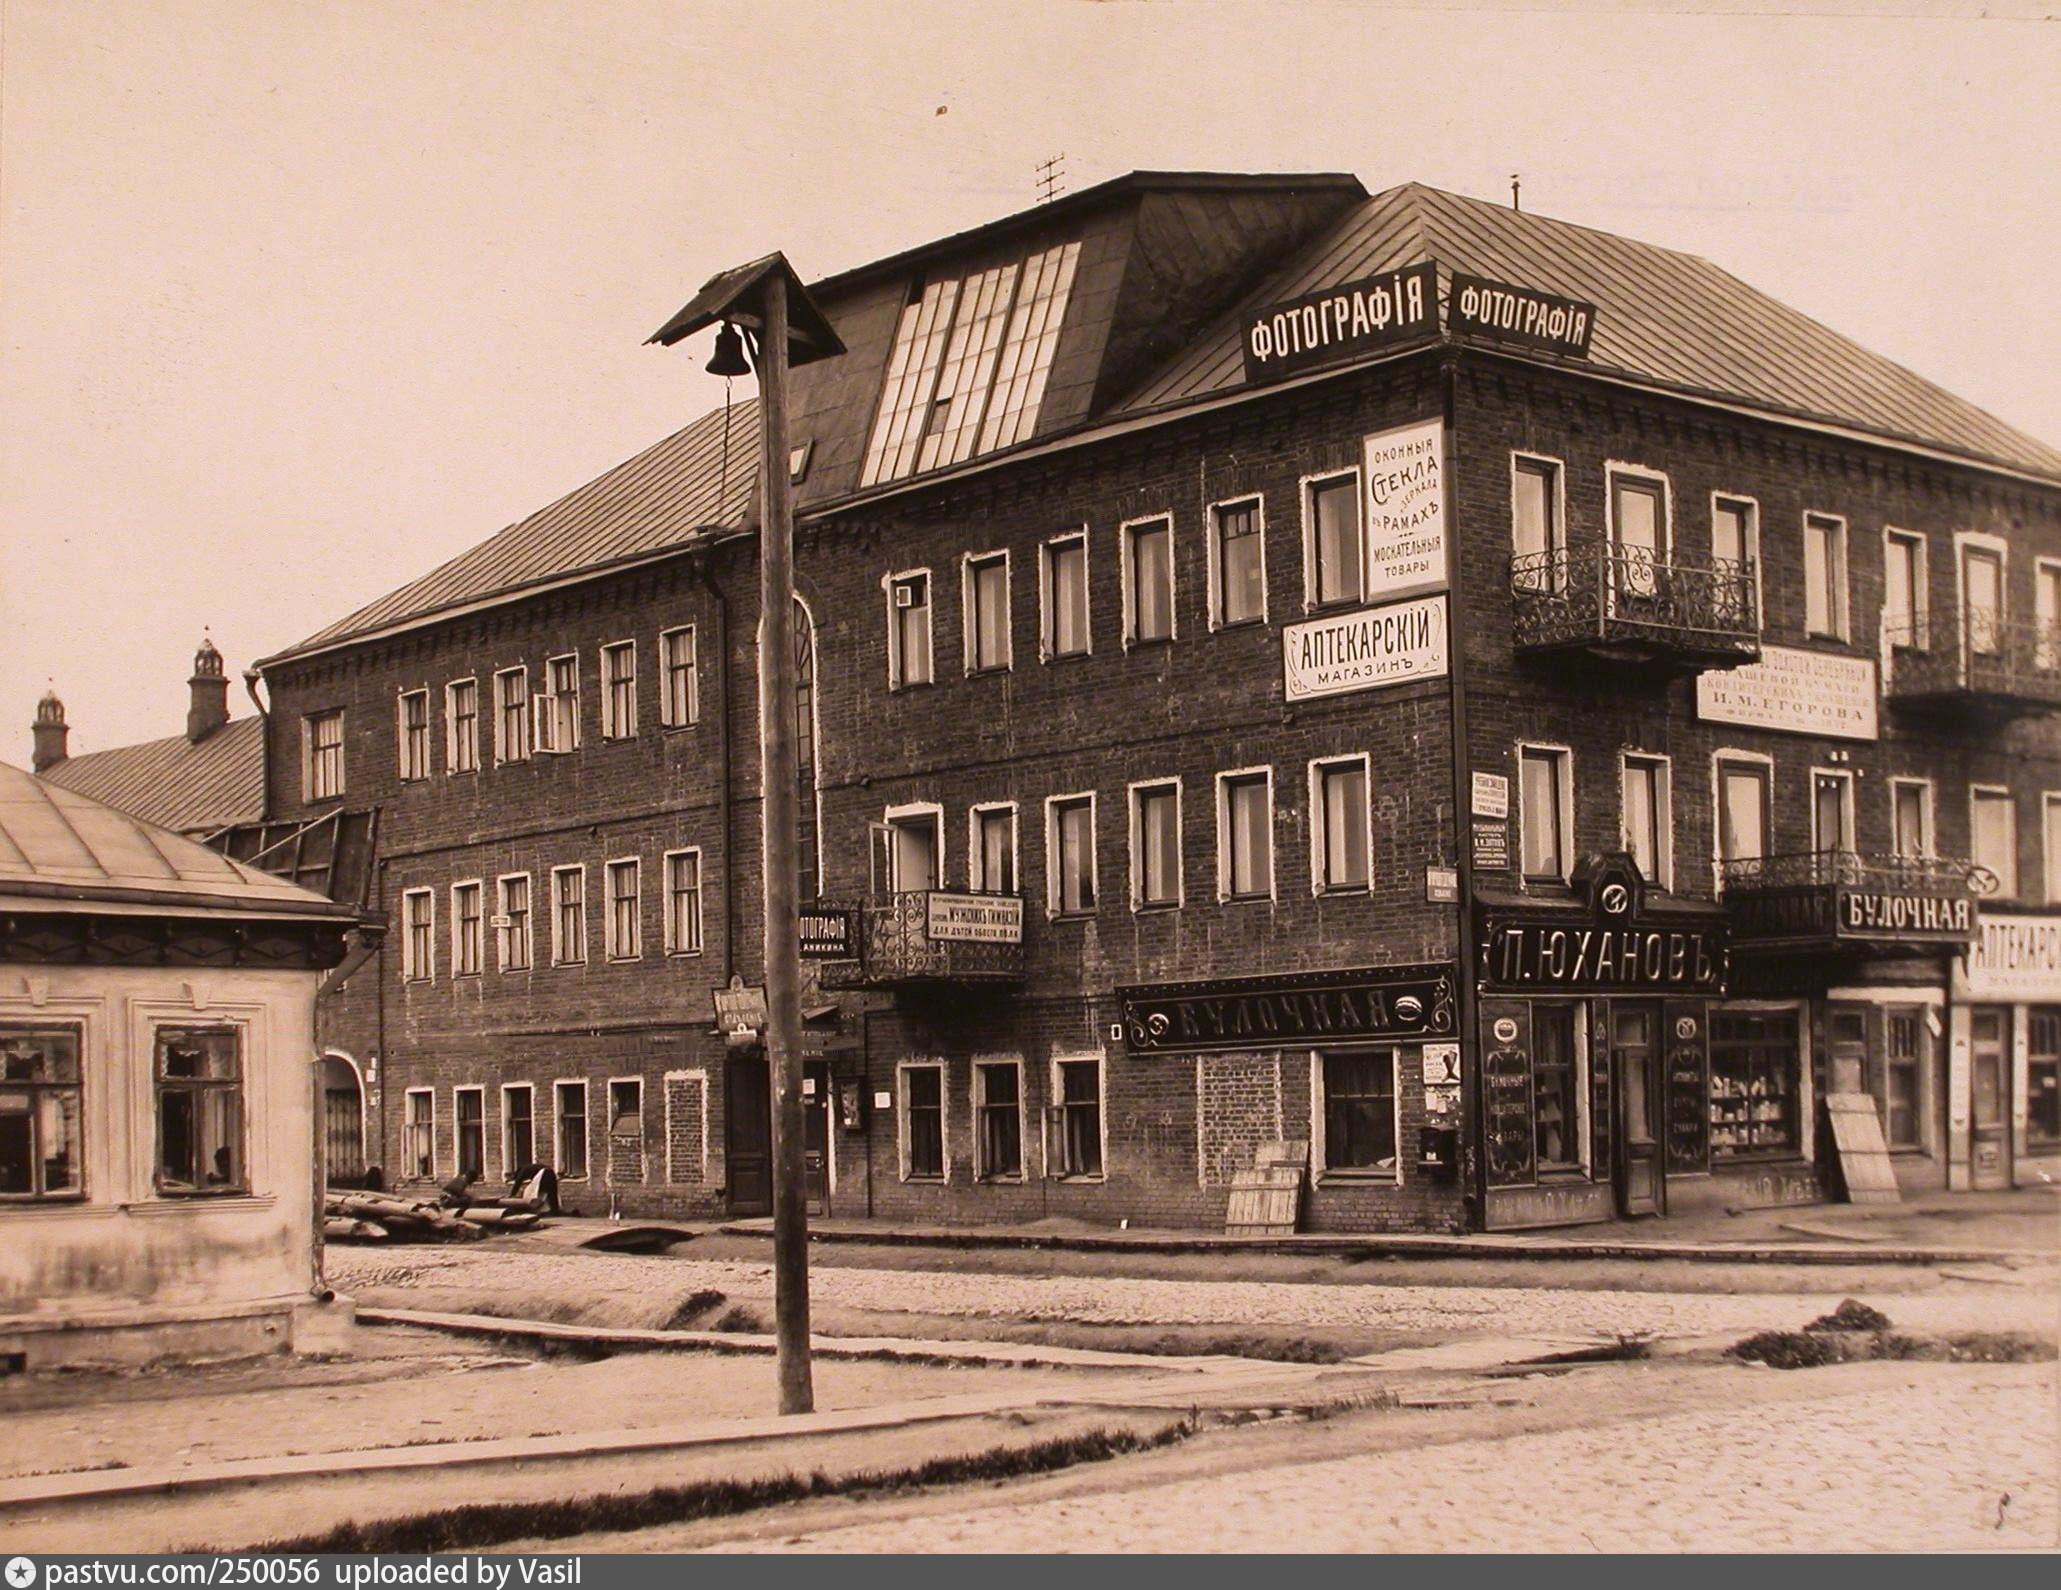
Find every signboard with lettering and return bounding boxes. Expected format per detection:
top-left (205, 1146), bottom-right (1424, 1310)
top-left (1117, 963), bottom-right (1458, 1055)
top-left (926, 893), bottom-right (1024, 945)
top-left (1362, 418), bottom-right (1447, 596)
top-left (1480, 1000), bottom-right (1536, 1189)
top-left (1696, 645), bottom-right (1879, 741)
top-left (713, 977), bottom-right (768, 1036)
top-left (1471, 772), bottom-right (1509, 819)
top-left (1241, 262), bottom-right (1437, 385)
top-left (1960, 911), bottom-right (2061, 999)
top-left (799, 907), bottom-right (855, 958)
top-left (1472, 821), bottom-right (1510, 872)
top-left (1729, 883), bottom-right (1976, 950)
top-left (1447, 273), bottom-right (1598, 358)
top-left (1665, 997), bottom-right (1710, 1175)
top-left (1424, 866), bottom-right (1460, 903)
top-left (1478, 853), bottom-right (1727, 994)
top-left (1282, 594), bottom-right (1448, 702)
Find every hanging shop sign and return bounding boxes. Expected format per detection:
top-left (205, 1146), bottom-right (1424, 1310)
top-left (1477, 853), bottom-right (1727, 994)
top-left (1362, 417), bottom-right (1447, 596)
top-left (1424, 866), bottom-right (1460, 903)
top-left (713, 976), bottom-right (768, 1036)
top-left (1728, 881), bottom-right (1976, 951)
top-left (1282, 593), bottom-right (1448, 702)
top-left (1447, 273), bottom-right (1598, 358)
top-left (798, 907), bottom-right (856, 958)
top-left (1117, 963), bottom-right (1458, 1054)
top-left (1695, 645), bottom-right (1879, 741)
top-left (1958, 911), bottom-right (2061, 999)
top-left (925, 892), bottom-right (1024, 944)
top-left (1241, 262), bottom-right (1438, 385)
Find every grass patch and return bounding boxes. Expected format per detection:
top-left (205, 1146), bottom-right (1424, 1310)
top-left (251, 1420), bottom-right (1193, 1553)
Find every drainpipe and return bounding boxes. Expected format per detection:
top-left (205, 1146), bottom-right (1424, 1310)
top-left (243, 668), bottom-right (273, 820)
top-left (696, 550), bottom-right (735, 984)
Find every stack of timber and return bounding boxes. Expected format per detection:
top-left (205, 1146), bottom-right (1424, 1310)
top-left (1823, 1093), bottom-right (1903, 1206)
top-left (1225, 1139), bottom-right (1308, 1235)
top-left (322, 1189), bottom-right (544, 1242)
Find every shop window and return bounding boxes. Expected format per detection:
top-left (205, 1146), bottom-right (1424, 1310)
top-left (451, 880), bottom-right (483, 977)
top-left (600, 641), bottom-right (638, 739)
top-left (0, 1026), bottom-right (83, 1201)
top-left (1804, 513), bottom-right (1848, 639)
top-left (304, 709), bottom-right (345, 800)
top-left (1211, 498), bottom-right (1266, 627)
top-left (902, 1065), bottom-right (944, 1180)
top-left (975, 1061), bottom-right (1023, 1180)
top-left (554, 1080), bottom-right (588, 1179)
top-left (1130, 781), bottom-right (1182, 910)
top-left (1709, 1008), bottom-right (1801, 1157)
top-left (2029, 1010), bottom-right (2060, 1149)
top-left (156, 1028), bottom-right (245, 1195)
top-left (1511, 456), bottom-right (1563, 593)
top-left (963, 552), bottom-right (1011, 673)
top-left (887, 571), bottom-right (934, 688)
top-left (1519, 746), bottom-right (1571, 884)
top-left (1532, 1006), bottom-right (1582, 1172)
top-left (1883, 1008), bottom-right (1927, 1150)
top-left (1322, 1049), bottom-right (1397, 1174)
top-left (497, 874), bottom-right (532, 971)
top-left (1971, 788), bottom-right (2017, 898)
top-left (659, 626), bottom-right (698, 727)
top-left (404, 1088), bottom-right (435, 1180)
top-left (455, 1087), bottom-right (485, 1181)
top-left (1055, 1058), bottom-right (1103, 1178)
top-left (446, 679), bottom-right (480, 773)
top-left (493, 667), bottom-right (530, 763)
top-left (1308, 471), bottom-right (1363, 606)
top-left (1883, 529), bottom-right (1927, 650)
top-left (970, 804), bottom-right (1017, 894)
top-left (1217, 770), bottom-right (1273, 900)
top-left (1046, 794), bottom-right (1097, 916)
top-left (503, 1084), bottom-right (535, 1173)
top-left (1041, 534), bottom-right (1090, 659)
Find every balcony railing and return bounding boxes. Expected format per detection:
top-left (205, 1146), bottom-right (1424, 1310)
top-left (1511, 540), bottom-right (1760, 671)
top-left (817, 890), bottom-right (1027, 990)
top-left (1721, 850), bottom-right (1988, 952)
top-left (1882, 604), bottom-right (2061, 716)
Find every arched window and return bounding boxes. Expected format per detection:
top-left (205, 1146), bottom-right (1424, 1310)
top-left (795, 599), bottom-right (820, 901)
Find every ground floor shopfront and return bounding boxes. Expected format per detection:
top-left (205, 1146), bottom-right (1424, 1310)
top-left (1952, 910), bottom-right (2061, 1190)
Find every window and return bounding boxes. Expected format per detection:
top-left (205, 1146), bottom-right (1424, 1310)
top-left (497, 874), bottom-right (532, 971)
top-left (1709, 1007), bottom-right (1801, 1157)
top-left (1511, 457), bottom-right (1563, 592)
top-left (963, 552), bottom-right (1011, 673)
top-left (858, 241), bottom-right (1083, 487)
top-left (401, 888), bottom-right (434, 982)
top-left (451, 880), bottom-right (483, 977)
top-left (1804, 513), bottom-right (1848, 639)
top-left (879, 808), bottom-right (942, 893)
top-left (446, 679), bottom-right (479, 773)
top-left (1124, 516), bottom-right (1174, 644)
top-left (609, 1079), bottom-right (642, 1140)
top-left (1883, 530), bottom-right (1927, 650)
top-left (1609, 470), bottom-right (1668, 598)
top-left (1891, 780), bottom-right (1933, 862)
top-left (1308, 471), bottom-right (1363, 606)
top-left (659, 626), bottom-right (698, 727)
top-left (1041, 532), bottom-right (1089, 659)
top-left (902, 1065), bottom-right (944, 1180)
top-left (1812, 770), bottom-right (1855, 860)
top-left (1621, 754), bottom-right (1671, 889)
top-left (404, 1088), bottom-right (435, 1179)
top-left (975, 1061), bottom-right (1022, 1180)
top-left (2046, 793), bottom-right (2061, 902)
top-left (1532, 1006), bottom-right (1582, 1171)
top-left (1211, 498), bottom-right (1265, 627)
top-left (0, 1026), bottom-right (82, 1200)
top-left (454, 1087), bottom-right (485, 1181)
top-left (1322, 1050), bottom-right (1397, 1173)
top-left (1055, 1058), bottom-right (1102, 1178)
top-left (970, 804), bottom-right (1017, 894)
top-left (1883, 1008), bottom-right (1927, 1151)
top-left (605, 859), bottom-right (641, 960)
top-left (2029, 1010), bottom-right (2060, 1149)
top-left (1047, 794), bottom-right (1097, 916)
top-left (601, 641), bottom-right (637, 739)
top-left (887, 571), bottom-right (934, 687)
top-left (551, 865), bottom-right (587, 964)
top-left (396, 689), bottom-right (430, 780)
top-left (536, 653), bottom-right (580, 753)
top-left (304, 709), bottom-right (344, 800)
top-left (1217, 771), bottom-right (1273, 900)
top-left (1716, 757), bottom-right (1772, 882)
top-left (2038, 561), bottom-right (2061, 671)
top-left (1130, 781), bottom-right (1182, 909)
top-left (664, 849), bottom-right (703, 955)
top-left (493, 667), bottom-right (530, 763)
top-left (554, 1080), bottom-right (588, 1179)
top-left (503, 1085), bottom-right (535, 1173)
top-left (1962, 544), bottom-right (2005, 658)
top-left (1971, 788), bottom-right (2017, 897)
top-left (1313, 756), bottom-right (1371, 893)
top-left (155, 1028), bottom-right (244, 1195)
top-left (1519, 746), bottom-right (1571, 883)
top-left (1712, 495), bottom-right (1759, 576)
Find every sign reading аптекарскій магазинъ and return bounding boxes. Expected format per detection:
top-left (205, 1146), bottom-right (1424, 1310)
top-left (1241, 263), bottom-right (1438, 383)
top-left (1283, 593), bottom-right (1449, 702)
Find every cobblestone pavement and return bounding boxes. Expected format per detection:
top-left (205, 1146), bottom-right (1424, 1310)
top-left (330, 1246), bottom-right (2061, 1343)
top-left (722, 1369), bottom-right (2060, 1552)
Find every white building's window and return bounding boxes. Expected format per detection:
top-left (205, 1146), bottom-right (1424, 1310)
top-left (1211, 497), bottom-right (1266, 627)
top-left (887, 571), bottom-right (934, 687)
top-left (1312, 755), bottom-right (1372, 893)
top-left (551, 865), bottom-right (587, 964)
top-left (1519, 745), bottom-right (1572, 884)
top-left (1217, 769), bottom-right (1273, 901)
top-left (1046, 793), bottom-right (1097, 915)
top-left (446, 679), bottom-right (480, 774)
top-left (963, 552), bottom-right (1011, 673)
top-left (536, 654), bottom-right (580, 753)
top-left (397, 690), bottom-right (431, 781)
top-left (1129, 780), bottom-right (1182, 909)
top-left (605, 858), bottom-right (641, 960)
top-left (664, 849), bottom-right (703, 955)
top-left (493, 667), bottom-right (529, 763)
top-left (497, 873), bottom-right (532, 971)
top-left (659, 626), bottom-right (698, 727)
top-left (1123, 516), bottom-right (1174, 644)
top-left (304, 709), bottom-right (345, 800)
top-left (1972, 787), bottom-right (2018, 898)
top-left (401, 888), bottom-right (434, 982)
top-left (451, 880), bottom-right (483, 977)
top-left (0, 1025), bottom-right (82, 1201)
top-left (1804, 513), bottom-right (1849, 640)
top-left (1041, 533), bottom-right (1090, 659)
top-left (1621, 753), bottom-right (1672, 890)
top-left (600, 641), bottom-right (637, 739)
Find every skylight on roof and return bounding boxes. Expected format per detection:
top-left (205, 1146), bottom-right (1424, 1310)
top-left (861, 241), bottom-right (1082, 487)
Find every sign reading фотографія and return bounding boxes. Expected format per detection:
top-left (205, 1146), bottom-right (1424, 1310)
top-left (1446, 272), bottom-right (1599, 358)
top-left (1241, 262), bottom-right (1437, 384)
top-left (1282, 593), bottom-right (1449, 702)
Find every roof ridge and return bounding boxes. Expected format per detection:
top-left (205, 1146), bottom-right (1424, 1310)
top-left (49, 715), bottom-right (258, 769)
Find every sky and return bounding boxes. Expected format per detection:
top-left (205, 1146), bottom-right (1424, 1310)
top-left (3, 0), bottom-right (2057, 757)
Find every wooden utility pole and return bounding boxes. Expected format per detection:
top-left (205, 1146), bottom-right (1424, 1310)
top-left (755, 273), bottom-right (814, 1415)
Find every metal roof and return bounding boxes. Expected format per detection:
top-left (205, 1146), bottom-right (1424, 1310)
top-left (1121, 182), bottom-right (2061, 480)
top-left (0, 760), bottom-right (352, 919)
top-left (270, 397), bottom-right (759, 663)
top-left (39, 716), bottom-right (265, 837)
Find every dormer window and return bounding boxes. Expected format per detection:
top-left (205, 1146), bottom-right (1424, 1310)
top-left (861, 242), bottom-right (1083, 487)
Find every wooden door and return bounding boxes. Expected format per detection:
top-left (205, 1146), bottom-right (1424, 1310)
top-left (1612, 1002), bottom-right (1665, 1216)
top-left (725, 1052), bottom-right (772, 1216)
top-left (803, 1060), bottom-right (831, 1215)
top-left (1970, 1009), bottom-right (2012, 1191)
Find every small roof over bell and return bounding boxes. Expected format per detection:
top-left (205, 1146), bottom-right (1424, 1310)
top-left (646, 252), bottom-right (845, 366)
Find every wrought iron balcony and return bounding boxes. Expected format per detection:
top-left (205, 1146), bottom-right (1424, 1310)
top-left (816, 890), bottom-right (1026, 990)
top-left (1882, 605), bottom-right (2061, 717)
top-left (1511, 540), bottom-right (1760, 672)
top-left (1721, 850), bottom-right (1988, 953)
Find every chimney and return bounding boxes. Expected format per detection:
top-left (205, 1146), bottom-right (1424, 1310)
top-left (187, 637), bottom-right (230, 743)
top-left (32, 689), bottom-right (68, 773)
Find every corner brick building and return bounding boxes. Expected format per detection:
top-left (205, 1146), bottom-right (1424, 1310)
top-left (62, 171), bottom-right (2061, 1231)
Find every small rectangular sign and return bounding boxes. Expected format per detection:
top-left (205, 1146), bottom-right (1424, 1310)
top-left (713, 981), bottom-right (768, 1035)
top-left (1363, 417), bottom-right (1447, 596)
top-left (1448, 273), bottom-right (1598, 358)
top-left (1695, 644), bottom-right (1879, 741)
top-left (798, 907), bottom-right (855, 958)
top-left (1283, 593), bottom-right (1448, 702)
top-left (926, 892), bottom-right (1024, 944)
top-left (1424, 865), bottom-right (1460, 903)
top-left (1242, 262), bottom-right (1437, 384)
top-left (1421, 1042), bottom-right (1462, 1086)
top-left (1472, 821), bottom-right (1510, 871)
top-left (1471, 771), bottom-right (1509, 819)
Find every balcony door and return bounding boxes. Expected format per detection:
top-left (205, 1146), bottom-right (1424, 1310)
top-left (1611, 474), bottom-right (1667, 602)
top-left (874, 811), bottom-right (942, 894)
top-left (1717, 760), bottom-right (1771, 888)
top-left (1811, 771), bottom-right (1854, 880)
top-left (1962, 546), bottom-right (2004, 662)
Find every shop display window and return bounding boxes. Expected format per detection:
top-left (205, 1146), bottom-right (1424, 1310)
top-left (2029, 1010), bottom-right (2060, 1149)
top-left (1533, 1005), bottom-right (1581, 1172)
top-left (1709, 1008), bottom-right (1801, 1156)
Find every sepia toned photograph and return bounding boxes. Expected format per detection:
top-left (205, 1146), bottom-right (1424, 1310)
top-left (1, 0), bottom-right (2056, 1562)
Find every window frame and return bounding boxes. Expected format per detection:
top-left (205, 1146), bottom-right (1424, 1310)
top-left (1303, 466), bottom-right (1365, 610)
top-left (599, 640), bottom-right (638, 740)
top-left (444, 677), bottom-right (480, 775)
top-left (1711, 491), bottom-right (1763, 628)
top-left (401, 887), bottom-right (435, 983)
top-left (897, 1059), bottom-right (948, 1183)
top-left (1882, 527), bottom-right (1929, 653)
top-left (1127, 777), bottom-right (1184, 911)
top-left (552, 1078), bottom-right (590, 1181)
top-left (403, 1086), bottom-right (436, 1181)
top-left (1619, 751), bottom-right (1673, 892)
top-left (1207, 494), bottom-right (1268, 630)
top-left (0, 1022), bottom-right (85, 1203)
top-left (535, 652), bottom-right (581, 754)
top-left (450, 878), bottom-right (484, 978)
top-left (550, 863), bottom-right (588, 966)
top-left (1970, 785), bottom-right (2018, 899)
top-left (662, 847), bottom-right (704, 956)
top-left (1314, 1046), bottom-right (1402, 1181)
top-left (492, 666), bottom-right (530, 763)
top-left (657, 625), bottom-right (699, 729)
top-left (395, 688), bottom-right (431, 782)
top-left (1051, 1053), bottom-right (1106, 1181)
top-left (881, 801), bottom-right (946, 894)
top-left (452, 1084), bottom-right (487, 1182)
top-left (973, 1057), bottom-right (1027, 1182)
top-left (1810, 767), bottom-right (1857, 858)
top-left (1890, 778), bottom-right (1936, 863)
top-left (960, 550), bottom-right (1013, 675)
top-left (495, 871), bottom-right (532, 972)
top-left (2044, 792), bottom-right (2061, 905)
top-left (1803, 511), bottom-right (1850, 641)
top-left (1517, 743), bottom-right (1574, 887)
top-left (884, 568), bottom-right (936, 690)
top-left (1956, 531), bottom-right (2010, 661)
top-left (1712, 750), bottom-right (1777, 891)
top-left (1039, 529), bottom-right (1092, 661)
top-left (152, 1025), bottom-right (247, 1198)
top-left (500, 1082), bottom-right (537, 1175)
top-left (1604, 462), bottom-right (1673, 605)
top-left (303, 709), bottom-right (345, 801)
top-left (1044, 791), bottom-right (1099, 918)
top-left (1215, 767), bottom-right (1275, 903)
top-left (967, 802), bottom-right (1019, 895)
top-left (1120, 512), bottom-right (1177, 647)
top-left (603, 856), bottom-right (642, 962)
top-left (2036, 557), bottom-right (2061, 672)
top-left (1309, 753), bottom-right (1373, 896)
top-left (1510, 453), bottom-right (1567, 594)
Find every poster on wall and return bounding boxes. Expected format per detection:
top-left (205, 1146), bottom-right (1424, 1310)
top-left (1362, 417), bottom-right (1446, 596)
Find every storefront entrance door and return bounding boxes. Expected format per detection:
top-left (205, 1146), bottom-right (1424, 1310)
top-left (725, 1051), bottom-right (772, 1216)
top-left (803, 1060), bottom-right (831, 1215)
top-left (1613, 1003), bottom-right (1665, 1216)
top-left (1970, 1009), bottom-right (2012, 1191)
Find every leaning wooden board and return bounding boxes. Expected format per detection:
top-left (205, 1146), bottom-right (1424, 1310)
top-left (1823, 1092), bottom-right (1902, 1205)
